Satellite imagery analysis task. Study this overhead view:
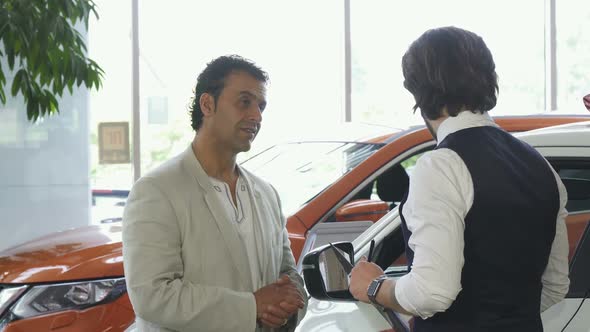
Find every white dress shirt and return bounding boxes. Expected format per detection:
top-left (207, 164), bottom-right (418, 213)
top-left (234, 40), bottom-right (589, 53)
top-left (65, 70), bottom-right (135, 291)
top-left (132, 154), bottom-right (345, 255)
top-left (394, 111), bottom-right (570, 319)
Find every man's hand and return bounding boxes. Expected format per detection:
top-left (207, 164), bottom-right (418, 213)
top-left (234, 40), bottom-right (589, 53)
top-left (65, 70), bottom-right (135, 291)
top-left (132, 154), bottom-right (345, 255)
top-left (254, 275), bottom-right (304, 328)
top-left (349, 257), bottom-right (385, 303)
top-left (350, 258), bottom-right (414, 315)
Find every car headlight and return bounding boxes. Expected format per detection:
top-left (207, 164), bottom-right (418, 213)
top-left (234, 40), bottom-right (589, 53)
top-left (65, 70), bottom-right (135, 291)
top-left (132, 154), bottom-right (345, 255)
top-left (0, 278), bottom-right (125, 325)
top-left (0, 286), bottom-right (28, 317)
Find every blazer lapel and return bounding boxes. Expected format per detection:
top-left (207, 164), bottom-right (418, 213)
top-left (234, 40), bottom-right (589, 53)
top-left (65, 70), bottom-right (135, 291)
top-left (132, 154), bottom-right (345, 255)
top-left (181, 146), bottom-right (253, 290)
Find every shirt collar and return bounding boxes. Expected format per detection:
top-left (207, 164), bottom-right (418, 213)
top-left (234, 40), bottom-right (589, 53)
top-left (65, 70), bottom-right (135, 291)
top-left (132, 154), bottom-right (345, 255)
top-left (436, 111), bottom-right (499, 145)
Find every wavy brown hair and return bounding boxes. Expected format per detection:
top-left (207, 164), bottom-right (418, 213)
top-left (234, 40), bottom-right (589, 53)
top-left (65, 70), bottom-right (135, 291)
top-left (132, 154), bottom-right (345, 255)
top-left (402, 26), bottom-right (498, 120)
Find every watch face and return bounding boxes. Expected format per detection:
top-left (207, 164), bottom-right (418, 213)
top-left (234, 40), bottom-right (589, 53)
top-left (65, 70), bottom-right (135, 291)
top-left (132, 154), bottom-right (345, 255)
top-left (368, 282), bottom-right (376, 294)
top-left (368, 279), bottom-right (380, 296)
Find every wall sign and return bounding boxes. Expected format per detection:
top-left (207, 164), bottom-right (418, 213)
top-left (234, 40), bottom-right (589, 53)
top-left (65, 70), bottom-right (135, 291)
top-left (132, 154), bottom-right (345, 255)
top-left (98, 122), bottom-right (131, 164)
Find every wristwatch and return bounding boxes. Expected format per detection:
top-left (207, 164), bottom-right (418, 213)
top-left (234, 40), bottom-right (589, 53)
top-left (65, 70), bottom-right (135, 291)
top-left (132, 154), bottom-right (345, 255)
top-left (367, 276), bottom-right (387, 306)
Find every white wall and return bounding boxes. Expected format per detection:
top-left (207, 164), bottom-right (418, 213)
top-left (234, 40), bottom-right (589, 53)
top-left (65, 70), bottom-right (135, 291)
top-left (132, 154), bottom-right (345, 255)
top-left (0, 66), bottom-right (90, 251)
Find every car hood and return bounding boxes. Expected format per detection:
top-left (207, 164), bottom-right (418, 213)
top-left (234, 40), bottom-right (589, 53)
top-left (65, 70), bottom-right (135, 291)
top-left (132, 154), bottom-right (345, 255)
top-left (0, 224), bottom-right (123, 284)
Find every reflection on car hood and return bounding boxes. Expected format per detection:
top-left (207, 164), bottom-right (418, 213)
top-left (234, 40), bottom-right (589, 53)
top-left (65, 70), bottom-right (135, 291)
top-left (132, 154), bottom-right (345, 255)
top-left (0, 224), bottom-right (123, 283)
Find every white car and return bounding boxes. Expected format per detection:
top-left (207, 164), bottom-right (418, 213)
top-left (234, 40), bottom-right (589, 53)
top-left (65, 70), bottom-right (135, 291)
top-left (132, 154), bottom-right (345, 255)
top-left (297, 121), bottom-right (590, 332)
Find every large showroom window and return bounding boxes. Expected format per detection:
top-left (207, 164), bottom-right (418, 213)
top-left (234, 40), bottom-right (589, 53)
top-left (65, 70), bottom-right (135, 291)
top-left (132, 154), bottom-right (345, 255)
top-left (89, 0), bottom-right (344, 186)
top-left (556, 0), bottom-right (590, 113)
top-left (89, 0), bottom-right (133, 190)
top-left (350, 0), bottom-right (545, 128)
top-left (136, 0), bottom-right (344, 175)
top-left (82, 0), bottom-right (589, 226)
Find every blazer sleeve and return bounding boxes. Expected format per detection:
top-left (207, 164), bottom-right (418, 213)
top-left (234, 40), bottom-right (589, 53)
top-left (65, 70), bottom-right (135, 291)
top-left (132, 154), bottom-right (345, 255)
top-left (271, 185), bottom-right (308, 331)
top-left (122, 177), bottom-right (257, 331)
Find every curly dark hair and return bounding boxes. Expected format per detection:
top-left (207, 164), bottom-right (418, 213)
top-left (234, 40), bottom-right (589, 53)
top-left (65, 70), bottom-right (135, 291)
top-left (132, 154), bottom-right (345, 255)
top-left (189, 55), bottom-right (269, 131)
top-left (402, 26), bottom-right (499, 120)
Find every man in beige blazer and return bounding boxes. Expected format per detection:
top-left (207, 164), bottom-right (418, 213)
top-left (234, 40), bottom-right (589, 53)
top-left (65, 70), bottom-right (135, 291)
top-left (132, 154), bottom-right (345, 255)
top-left (123, 55), bottom-right (307, 331)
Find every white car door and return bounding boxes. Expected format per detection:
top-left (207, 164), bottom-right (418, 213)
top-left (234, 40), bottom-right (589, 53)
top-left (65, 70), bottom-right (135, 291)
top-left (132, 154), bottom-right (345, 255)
top-left (542, 216), bottom-right (590, 331)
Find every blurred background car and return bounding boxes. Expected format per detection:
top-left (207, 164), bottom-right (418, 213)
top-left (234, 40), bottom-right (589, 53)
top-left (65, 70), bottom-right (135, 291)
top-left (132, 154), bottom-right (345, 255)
top-left (91, 189), bottom-right (130, 225)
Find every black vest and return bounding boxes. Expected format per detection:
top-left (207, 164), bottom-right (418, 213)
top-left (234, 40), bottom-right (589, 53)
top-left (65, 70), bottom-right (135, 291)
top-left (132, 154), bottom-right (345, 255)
top-left (400, 126), bottom-right (559, 332)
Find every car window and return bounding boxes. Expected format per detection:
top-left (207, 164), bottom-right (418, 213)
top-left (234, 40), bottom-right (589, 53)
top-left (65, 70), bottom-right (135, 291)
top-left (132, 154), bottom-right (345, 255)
top-left (322, 149), bottom-right (428, 225)
top-left (399, 151), bottom-right (425, 176)
top-left (367, 151), bottom-right (425, 203)
top-left (375, 152), bottom-right (427, 268)
top-left (342, 152), bottom-right (428, 269)
top-left (376, 158), bottom-right (590, 270)
top-left (550, 159), bottom-right (590, 259)
top-left (557, 167), bottom-right (590, 213)
top-left (241, 142), bottom-right (383, 216)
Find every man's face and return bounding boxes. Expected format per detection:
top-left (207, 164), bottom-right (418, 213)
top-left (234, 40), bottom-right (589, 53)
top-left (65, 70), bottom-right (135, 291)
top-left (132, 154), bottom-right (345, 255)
top-left (205, 71), bottom-right (267, 153)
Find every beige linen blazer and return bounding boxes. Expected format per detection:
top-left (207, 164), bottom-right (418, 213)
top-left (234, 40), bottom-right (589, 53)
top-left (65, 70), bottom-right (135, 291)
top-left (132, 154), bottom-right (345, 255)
top-left (123, 146), bottom-right (307, 331)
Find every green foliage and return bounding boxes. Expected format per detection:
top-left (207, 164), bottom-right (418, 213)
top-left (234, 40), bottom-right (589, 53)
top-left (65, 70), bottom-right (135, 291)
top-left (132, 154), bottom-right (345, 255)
top-left (400, 153), bottom-right (422, 171)
top-left (0, 0), bottom-right (104, 121)
top-left (147, 126), bottom-right (185, 169)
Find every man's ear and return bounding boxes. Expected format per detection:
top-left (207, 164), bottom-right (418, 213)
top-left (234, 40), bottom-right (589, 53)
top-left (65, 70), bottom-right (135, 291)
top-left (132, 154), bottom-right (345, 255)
top-left (199, 93), bottom-right (215, 117)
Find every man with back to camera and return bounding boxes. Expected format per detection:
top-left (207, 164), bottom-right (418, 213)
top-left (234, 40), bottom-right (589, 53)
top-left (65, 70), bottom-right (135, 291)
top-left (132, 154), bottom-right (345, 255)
top-left (122, 55), bottom-right (307, 331)
top-left (349, 27), bottom-right (570, 331)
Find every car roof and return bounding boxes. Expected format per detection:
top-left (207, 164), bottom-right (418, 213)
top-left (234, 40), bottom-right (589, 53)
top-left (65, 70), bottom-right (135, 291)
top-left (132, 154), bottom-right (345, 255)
top-left (287, 122), bottom-right (404, 143)
top-left (516, 121), bottom-right (590, 148)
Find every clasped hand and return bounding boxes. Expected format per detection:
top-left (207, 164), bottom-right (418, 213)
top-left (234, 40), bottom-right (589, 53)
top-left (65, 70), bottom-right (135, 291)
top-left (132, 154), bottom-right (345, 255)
top-left (254, 275), bottom-right (304, 328)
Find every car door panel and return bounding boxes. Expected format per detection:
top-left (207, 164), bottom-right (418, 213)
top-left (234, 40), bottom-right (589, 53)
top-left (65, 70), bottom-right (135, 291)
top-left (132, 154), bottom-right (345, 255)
top-left (542, 299), bottom-right (590, 331)
top-left (543, 216), bottom-right (590, 331)
top-left (295, 301), bottom-right (391, 332)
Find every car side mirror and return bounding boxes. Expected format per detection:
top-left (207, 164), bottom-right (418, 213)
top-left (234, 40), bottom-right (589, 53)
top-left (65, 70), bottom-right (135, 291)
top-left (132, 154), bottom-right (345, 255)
top-left (301, 241), bottom-right (356, 301)
top-left (583, 94), bottom-right (590, 111)
top-left (335, 199), bottom-right (389, 223)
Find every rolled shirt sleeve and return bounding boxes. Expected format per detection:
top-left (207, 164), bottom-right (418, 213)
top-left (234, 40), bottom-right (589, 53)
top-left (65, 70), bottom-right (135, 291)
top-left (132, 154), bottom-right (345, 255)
top-left (394, 149), bottom-right (472, 319)
top-left (540, 164), bottom-right (570, 311)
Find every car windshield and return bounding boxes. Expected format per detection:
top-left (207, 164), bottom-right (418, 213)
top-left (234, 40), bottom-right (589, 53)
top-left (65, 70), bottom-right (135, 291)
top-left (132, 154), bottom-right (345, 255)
top-left (241, 141), bottom-right (384, 215)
